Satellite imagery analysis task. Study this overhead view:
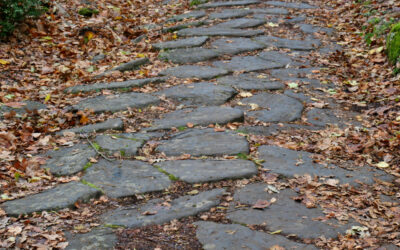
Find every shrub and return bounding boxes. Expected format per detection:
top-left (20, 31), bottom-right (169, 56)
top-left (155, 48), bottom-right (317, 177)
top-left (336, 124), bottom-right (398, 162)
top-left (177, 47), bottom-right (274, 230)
top-left (0, 0), bottom-right (45, 38)
top-left (387, 22), bottom-right (400, 65)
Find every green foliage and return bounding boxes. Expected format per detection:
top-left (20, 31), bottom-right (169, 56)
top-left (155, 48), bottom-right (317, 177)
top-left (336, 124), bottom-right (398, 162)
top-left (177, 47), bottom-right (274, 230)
top-left (363, 18), bottom-right (396, 45)
top-left (386, 22), bottom-right (400, 66)
top-left (189, 0), bottom-right (206, 6)
top-left (0, 0), bottom-right (45, 38)
top-left (78, 7), bottom-right (99, 17)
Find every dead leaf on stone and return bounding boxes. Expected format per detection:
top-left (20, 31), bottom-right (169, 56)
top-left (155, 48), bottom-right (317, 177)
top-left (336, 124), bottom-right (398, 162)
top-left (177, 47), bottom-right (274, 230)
top-left (142, 210), bottom-right (157, 216)
top-left (252, 199), bottom-right (271, 209)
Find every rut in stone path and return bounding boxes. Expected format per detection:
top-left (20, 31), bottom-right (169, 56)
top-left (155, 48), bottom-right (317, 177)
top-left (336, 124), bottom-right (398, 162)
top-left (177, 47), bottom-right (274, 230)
top-left (1, 0), bottom-right (398, 249)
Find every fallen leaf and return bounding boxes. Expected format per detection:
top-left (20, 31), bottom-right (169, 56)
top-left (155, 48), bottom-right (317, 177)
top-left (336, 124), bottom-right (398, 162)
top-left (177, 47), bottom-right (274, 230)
top-left (252, 199), bottom-right (271, 209)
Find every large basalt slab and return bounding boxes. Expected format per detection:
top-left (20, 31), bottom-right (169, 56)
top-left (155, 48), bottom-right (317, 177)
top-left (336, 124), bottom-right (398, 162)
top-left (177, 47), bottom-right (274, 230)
top-left (72, 92), bottom-right (160, 113)
top-left (213, 56), bottom-right (285, 72)
top-left (239, 93), bottom-right (304, 122)
top-left (66, 227), bottom-right (117, 250)
top-left (1, 182), bottom-right (100, 216)
top-left (211, 37), bottom-right (265, 55)
top-left (58, 118), bottom-right (124, 135)
top-left (258, 51), bottom-right (293, 66)
top-left (255, 35), bottom-right (321, 50)
top-left (0, 101), bottom-right (47, 116)
top-left (265, 1), bottom-right (317, 9)
top-left (152, 36), bottom-right (209, 50)
top-left (198, 0), bottom-right (260, 9)
top-left (65, 77), bottom-right (166, 93)
top-left (148, 106), bottom-right (244, 131)
top-left (227, 183), bottom-right (353, 239)
top-left (215, 18), bottom-right (265, 29)
top-left (298, 23), bottom-right (333, 35)
top-left (83, 160), bottom-right (171, 198)
top-left (195, 221), bottom-right (316, 250)
top-left (218, 73), bottom-right (285, 90)
top-left (101, 189), bottom-right (224, 227)
top-left (110, 58), bottom-right (149, 72)
top-left (167, 10), bottom-right (206, 22)
top-left (158, 82), bottom-right (236, 106)
top-left (258, 145), bottom-right (394, 185)
top-left (94, 134), bottom-right (145, 157)
top-left (160, 65), bottom-right (229, 79)
top-left (209, 9), bottom-right (252, 19)
top-left (156, 159), bottom-right (257, 183)
top-left (43, 144), bottom-right (97, 176)
top-left (306, 108), bottom-right (341, 127)
top-left (177, 27), bottom-right (264, 37)
top-left (250, 7), bottom-right (289, 15)
top-left (161, 48), bottom-right (220, 63)
top-left (156, 128), bottom-right (249, 156)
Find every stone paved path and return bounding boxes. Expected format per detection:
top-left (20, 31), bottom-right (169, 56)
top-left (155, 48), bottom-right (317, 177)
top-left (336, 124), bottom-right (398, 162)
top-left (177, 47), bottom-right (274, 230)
top-left (1, 0), bottom-right (397, 249)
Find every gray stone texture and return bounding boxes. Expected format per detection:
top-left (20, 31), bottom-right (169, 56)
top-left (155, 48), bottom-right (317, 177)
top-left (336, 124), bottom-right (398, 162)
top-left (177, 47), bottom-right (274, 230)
top-left (265, 1), bottom-right (317, 9)
top-left (152, 36), bottom-right (209, 50)
top-left (227, 183), bottom-right (353, 239)
top-left (1, 182), bottom-right (100, 216)
top-left (43, 144), bottom-right (97, 176)
top-left (72, 92), bottom-right (160, 113)
top-left (250, 8), bottom-right (289, 15)
top-left (238, 123), bottom-right (318, 135)
top-left (177, 27), bottom-right (264, 37)
top-left (211, 37), bottom-right (265, 55)
top-left (66, 227), bottom-right (117, 250)
top-left (160, 65), bottom-right (229, 79)
top-left (102, 189), bottom-right (225, 227)
top-left (298, 23), bottom-right (333, 35)
top-left (218, 73), bottom-right (285, 90)
top-left (148, 106), bottom-right (244, 131)
top-left (167, 10), bottom-right (206, 22)
top-left (156, 159), bottom-right (257, 183)
top-left (209, 9), bottom-right (252, 19)
top-left (161, 47), bottom-right (220, 63)
top-left (82, 160), bottom-right (171, 198)
top-left (111, 58), bottom-right (149, 72)
top-left (65, 77), bottom-right (166, 93)
top-left (258, 51), bottom-right (293, 66)
top-left (156, 128), bottom-right (249, 156)
top-left (215, 18), bottom-right (265, 29)
top-left (213, 56), bottom-right (285, 72)
top-left (255, 35), bottom-right (321, 50)
top-left (195, 221), bottom-right (317, 250)
top-left (239, 93), bottom-right (304, 122)
top-left (58, 118), bottom-right (124, 135)
top-left (0, 101), bottom-right (47, 116)
top-left (258, 145), bottom-right (394, 185)
top-left (158, 82), bottom-right (236, 106)
top-left (198, 0), bottom-right (260, 9)
top-left (94, 134), bottom-right (145, 157)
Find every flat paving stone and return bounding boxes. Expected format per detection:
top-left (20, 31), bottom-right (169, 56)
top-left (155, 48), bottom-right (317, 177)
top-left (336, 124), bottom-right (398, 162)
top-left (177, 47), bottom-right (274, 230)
top-left (72, 92), bottom-right (160, 113)
top-left (58, 118), bottom-right (124, 135)
top-left (158, 82), bottom-right (236, 106)
top-left (250, 7), bottom-right (289, 15)
top-left (43, 144), bottom-right (97, 176)
top-left (163, 21), bottom-right (207, 33)
top-left (94, 134), bottom-right (145, 157)
top-left (177, 27), bottom-right (264, 37)
top-left (218, 73), bottom-right (284, 90)
top-left (284, 89), bottom-right (312, 103)
top-left (258, 145), bottom-right (394, 185)
top-left (298, 23), bottom-right (333, 35)
top-left (152, 36), bottom-right (209, 50)
top-left (211, 37), bottom-right (265, 55)
top-left (167, 10), bottom-right (206, 22)
top-left (66, 227), bottom-right (117, 250)
top-left (160, 65), bottom-right (229, 79)
top-left (83, 160), bottom-right (171, 199)
top-left (213, 56), bottom-right (285, 72)
top-left (209, 9), bottom-right (252, 19)
top-left (1, 182), bottom-right (100, 216)
top-left (0, 101), bottom-right (47, 116)
top-left (255, 35), bottom-right (321, 50)
top-left (238, 123), bottom-right (319, 135)
top-left (227, 183), bottom-right (353, 239)
top-left (148, 106), bottom-right (244, 131)
top-left (265, 1), bottom-right (317, 9)
top-left (110, 58), bottom-right (149, 72)
top-left (197, 0), bottom-right (260, 9)
top-left (101, 189), bottom-right (225, 227)
top-left (156, 159), bottom-right (257, 183)
top-left (161, 47), bottom-right (220, 63)
top-left (269, 67), bottom-right (318, 80)
top-left (258, 50), bottom-right (293, 65)
top-left (215, 18), bottom-right (265, 29)
top-left (195, 221), bottom-right (317, 250)
top-left (306, 108), bottom-right (341, 127)
top-left (156, 128), bottom-right (249, 156)
top-left (239, 93), bottom-right (304, 122)
top-left (65, 77), bottom-right (167, 93)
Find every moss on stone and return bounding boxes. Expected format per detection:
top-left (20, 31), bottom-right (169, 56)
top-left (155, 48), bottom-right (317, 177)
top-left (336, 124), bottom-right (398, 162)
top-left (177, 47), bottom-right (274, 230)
top-left (78, 7), bottom-right (99, 17)
top-left (387, 22), bottom-right (400, 65)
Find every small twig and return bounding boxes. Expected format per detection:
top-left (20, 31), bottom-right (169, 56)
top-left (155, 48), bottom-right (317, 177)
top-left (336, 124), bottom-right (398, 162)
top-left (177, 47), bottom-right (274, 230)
top-left (82, 134), bottom-right (114, 162)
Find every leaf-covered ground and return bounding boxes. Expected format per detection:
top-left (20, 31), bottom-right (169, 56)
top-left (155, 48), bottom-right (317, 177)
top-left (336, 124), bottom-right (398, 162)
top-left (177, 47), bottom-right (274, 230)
top-left (0, 0), bottom-right (399, 248)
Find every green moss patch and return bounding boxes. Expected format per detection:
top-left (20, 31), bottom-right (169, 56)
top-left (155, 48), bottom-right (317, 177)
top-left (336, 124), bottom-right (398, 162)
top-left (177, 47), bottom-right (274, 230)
top-left (387, 22), bottom-right (400, 65)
